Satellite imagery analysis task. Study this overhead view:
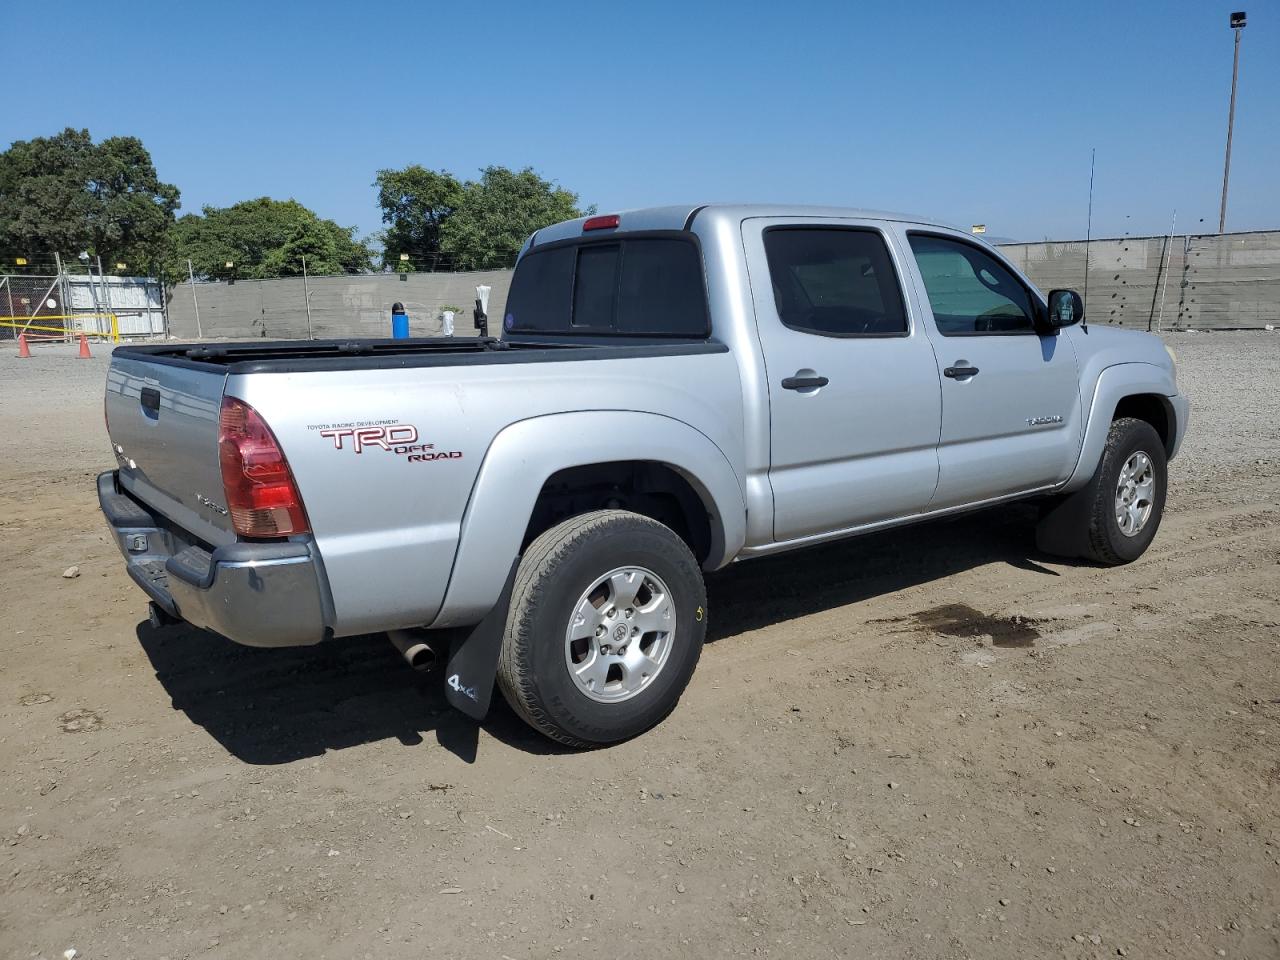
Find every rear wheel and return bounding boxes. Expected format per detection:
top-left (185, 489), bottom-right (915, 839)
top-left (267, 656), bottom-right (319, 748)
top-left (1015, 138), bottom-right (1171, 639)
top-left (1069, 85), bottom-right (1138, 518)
top-left (497, 510), bottom-right (707, 747)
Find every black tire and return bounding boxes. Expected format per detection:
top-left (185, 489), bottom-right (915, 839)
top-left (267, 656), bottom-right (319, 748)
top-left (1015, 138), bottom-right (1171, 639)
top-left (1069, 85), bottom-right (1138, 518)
top-left (1082, 417), bottom-right (1168, 565)
top-left (496, 509), bottom-right (707, 748)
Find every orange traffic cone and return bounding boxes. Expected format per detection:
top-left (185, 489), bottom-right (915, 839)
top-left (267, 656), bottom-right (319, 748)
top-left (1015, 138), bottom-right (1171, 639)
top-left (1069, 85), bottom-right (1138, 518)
top-left (17, 333), bottom-right (31, 358)
top-left (78, 334), bottom-right (92, 359)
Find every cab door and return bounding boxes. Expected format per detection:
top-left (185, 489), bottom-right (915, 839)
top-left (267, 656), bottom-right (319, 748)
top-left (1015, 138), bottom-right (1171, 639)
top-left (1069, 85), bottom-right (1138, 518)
top-left (743, 219), bottom-right (943, 542)
top-left (899, 229), bottom-right (1082, 508)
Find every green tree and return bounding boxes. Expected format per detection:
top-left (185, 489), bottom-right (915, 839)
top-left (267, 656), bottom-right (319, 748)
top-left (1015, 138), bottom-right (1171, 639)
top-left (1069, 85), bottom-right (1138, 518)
top-left (0, 127), bottom-right (179, 269)
top-left (164, 198), bottom-right (372, 281)
top-left (373, 165), bottom-right (463, 270)
top-left (440, 167), bottom-right (587, 270)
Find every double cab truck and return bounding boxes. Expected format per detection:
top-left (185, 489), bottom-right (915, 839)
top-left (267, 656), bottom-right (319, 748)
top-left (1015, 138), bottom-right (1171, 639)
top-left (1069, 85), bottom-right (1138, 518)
top-left (100, 204), bottom-right (1188, 747)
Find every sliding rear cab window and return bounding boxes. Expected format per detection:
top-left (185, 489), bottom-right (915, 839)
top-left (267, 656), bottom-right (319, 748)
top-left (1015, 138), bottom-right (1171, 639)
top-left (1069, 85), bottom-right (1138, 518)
top-left (505, 235), bottom-right (708, 337)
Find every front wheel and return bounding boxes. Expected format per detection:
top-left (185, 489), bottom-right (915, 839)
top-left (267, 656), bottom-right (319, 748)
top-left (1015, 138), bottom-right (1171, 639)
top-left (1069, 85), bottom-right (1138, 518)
top-left (496, 510), bottom-right (707, 747)
top-left (1082, 417), bottom-right (1168, 564)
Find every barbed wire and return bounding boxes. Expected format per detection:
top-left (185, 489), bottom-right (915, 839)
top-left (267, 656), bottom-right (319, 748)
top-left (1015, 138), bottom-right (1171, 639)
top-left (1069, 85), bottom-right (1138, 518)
top-left (0, 253), bottom-right (161, 275)
top-left (0, 254), bottom-right (519, 281)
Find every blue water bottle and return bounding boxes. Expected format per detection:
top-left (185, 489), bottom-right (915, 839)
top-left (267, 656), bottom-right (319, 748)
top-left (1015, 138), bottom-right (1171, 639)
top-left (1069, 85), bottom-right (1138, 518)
top-left (391, 301), bottom-right (409, 339)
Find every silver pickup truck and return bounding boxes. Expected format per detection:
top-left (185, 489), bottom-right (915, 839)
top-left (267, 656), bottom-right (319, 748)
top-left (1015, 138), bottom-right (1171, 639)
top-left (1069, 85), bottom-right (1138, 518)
top-left (100, 204), bottom-right (1188, 746)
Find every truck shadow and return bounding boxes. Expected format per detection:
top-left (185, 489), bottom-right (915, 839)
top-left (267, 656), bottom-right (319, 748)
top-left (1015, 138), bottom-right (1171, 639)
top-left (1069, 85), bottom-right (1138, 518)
top-left (704, 503), bottom-right (1065, 642)
top-left (135, 503), bottom-right (1073, 764)
top-left (133, 623), bottom-right (559, 764)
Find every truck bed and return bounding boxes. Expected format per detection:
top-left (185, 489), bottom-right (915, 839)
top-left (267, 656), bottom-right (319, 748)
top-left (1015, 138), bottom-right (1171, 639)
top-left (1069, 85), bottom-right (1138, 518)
top-left (114, 336), bottom-right (726, 375)
top-left (104, 332), bottom-right (743, 637)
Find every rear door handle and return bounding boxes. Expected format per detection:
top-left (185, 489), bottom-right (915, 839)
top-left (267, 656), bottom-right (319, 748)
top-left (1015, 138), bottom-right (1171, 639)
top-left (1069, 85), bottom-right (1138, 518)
top-left (781, 375), bottom-right (829, 390)
top-left (140, 387), bottom-right (161, 413)
top-left (943, 366), bottom-right (980, 379)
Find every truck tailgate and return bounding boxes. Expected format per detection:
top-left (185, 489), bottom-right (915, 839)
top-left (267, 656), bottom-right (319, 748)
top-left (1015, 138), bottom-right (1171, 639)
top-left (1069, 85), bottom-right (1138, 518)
top-left (105, 355), bottom-right (235, 547)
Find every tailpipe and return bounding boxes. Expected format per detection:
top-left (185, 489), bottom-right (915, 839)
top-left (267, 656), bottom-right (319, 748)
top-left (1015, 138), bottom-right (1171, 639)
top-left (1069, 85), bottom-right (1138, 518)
top-left (388, 629), bottom-right (441, 672)
top-left (148, 601), bottom-right (179, 629)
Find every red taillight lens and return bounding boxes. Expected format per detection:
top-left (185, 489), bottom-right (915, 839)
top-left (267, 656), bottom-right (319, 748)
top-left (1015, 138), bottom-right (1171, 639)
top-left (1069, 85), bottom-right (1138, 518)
top-left (218, 396), bottom-right (309, 538)
top-left (582, 214), bottom-right (620, 231)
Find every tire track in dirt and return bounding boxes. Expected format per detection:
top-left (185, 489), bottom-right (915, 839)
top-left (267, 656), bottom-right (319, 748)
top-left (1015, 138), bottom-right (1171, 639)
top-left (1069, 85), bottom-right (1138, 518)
top-left (3, 336), bottom-right (1279, 959)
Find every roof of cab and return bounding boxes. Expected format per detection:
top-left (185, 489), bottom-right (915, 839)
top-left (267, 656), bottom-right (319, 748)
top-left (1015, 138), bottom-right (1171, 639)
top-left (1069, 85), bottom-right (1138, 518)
top-left (528, 203), bottom-right (962, 248)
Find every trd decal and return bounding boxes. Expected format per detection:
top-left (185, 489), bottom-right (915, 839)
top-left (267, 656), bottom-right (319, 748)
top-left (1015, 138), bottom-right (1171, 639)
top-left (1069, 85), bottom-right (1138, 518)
top-left (396, 444), bottom-right (464, 463)
top-left (319, 423), bottom-right (419, 452)
top-left (310, 421), bottom-right (462, 463)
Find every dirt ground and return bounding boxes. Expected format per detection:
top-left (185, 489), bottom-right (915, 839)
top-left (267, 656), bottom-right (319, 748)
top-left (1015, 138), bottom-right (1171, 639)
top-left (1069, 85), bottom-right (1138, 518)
top-left (2, 333), bottom-right (1278, 960)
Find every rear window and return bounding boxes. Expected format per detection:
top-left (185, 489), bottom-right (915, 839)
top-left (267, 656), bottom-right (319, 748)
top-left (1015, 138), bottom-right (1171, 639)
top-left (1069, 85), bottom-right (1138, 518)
top-left (504, 236), bottom-right (708, 337)
top-left (572, 245), bottom-right (620, 329)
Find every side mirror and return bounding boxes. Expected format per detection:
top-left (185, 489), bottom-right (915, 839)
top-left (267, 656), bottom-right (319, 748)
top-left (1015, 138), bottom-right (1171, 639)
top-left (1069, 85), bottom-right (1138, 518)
top-left (1046, 289), bottom-right (1084, 328)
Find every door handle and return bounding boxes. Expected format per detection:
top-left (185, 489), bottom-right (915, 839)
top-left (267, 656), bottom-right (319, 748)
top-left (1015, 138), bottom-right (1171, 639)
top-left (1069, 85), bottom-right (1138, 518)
top-left (943, 365), bottom-right (980, 379)
top-left (781, 374), bottom-right (829, 390)
top-left (140, 387), bottom-right (161, 413)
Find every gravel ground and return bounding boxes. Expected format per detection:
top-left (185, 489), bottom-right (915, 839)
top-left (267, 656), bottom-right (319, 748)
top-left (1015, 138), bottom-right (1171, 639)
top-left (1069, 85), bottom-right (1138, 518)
top-left (0, 342), bottom-right (112, 488)
top-left (1161, 334), bottom-right (1280, 494)
top-left (1, 331), bottom-right (1277, 960)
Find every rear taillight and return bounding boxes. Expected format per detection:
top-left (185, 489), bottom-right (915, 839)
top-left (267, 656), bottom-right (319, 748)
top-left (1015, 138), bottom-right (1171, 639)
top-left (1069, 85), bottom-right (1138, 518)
top-left (218, 396), bottom-right (309, 538)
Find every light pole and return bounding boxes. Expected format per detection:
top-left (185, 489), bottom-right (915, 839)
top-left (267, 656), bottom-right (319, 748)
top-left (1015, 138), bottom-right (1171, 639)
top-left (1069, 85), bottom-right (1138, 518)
top-left (301, 255), bottom-right (313, 340)
top-left (1218, 11), bottom-right (1247, 234)
top-left (78, 251), bottom-right (101, 336)
top-left (187, 259), bottom-right (203, 339)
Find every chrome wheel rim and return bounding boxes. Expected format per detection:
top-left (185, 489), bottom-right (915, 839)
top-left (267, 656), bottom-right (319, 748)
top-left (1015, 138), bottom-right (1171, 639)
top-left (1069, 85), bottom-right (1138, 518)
top-left (1114, 451), bottom-right (1156, 537)
top-left (564, 565), bottom-right (676, 703)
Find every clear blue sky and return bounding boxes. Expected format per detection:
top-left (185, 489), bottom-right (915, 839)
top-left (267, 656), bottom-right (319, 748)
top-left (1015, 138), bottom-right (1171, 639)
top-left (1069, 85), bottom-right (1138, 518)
top-left (5, 0), bottom-right (1277, 244)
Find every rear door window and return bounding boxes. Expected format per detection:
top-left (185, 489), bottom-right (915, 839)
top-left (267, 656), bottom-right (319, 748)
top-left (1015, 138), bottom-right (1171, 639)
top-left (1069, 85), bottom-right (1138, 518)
top-left (763, 228), bottom-right (908, 337)
top-left (505, 235), bottom-right (708, 337)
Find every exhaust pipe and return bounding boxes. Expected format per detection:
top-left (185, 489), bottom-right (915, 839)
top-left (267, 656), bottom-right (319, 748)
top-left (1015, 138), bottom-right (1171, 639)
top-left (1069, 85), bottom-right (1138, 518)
top-left (388, 629), bottom-right (441, 672)
top-left (148, 601), bottom-right (178, 629)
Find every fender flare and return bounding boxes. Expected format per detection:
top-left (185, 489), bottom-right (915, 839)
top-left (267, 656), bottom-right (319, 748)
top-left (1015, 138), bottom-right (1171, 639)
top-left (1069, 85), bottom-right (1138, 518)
top-left (1062, 362), bottom-right (1179, 493)
top-left (428, 410), bottom-right (747, 629)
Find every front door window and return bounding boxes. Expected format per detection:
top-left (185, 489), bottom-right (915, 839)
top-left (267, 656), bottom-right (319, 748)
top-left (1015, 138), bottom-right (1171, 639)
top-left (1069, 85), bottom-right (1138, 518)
top-left (908, 235), bottom-right (1035, 335)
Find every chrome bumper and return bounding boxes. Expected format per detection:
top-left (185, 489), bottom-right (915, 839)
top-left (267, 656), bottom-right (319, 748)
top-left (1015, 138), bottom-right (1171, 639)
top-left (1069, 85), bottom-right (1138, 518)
top-left (97, 471), bottom-right (329, 647)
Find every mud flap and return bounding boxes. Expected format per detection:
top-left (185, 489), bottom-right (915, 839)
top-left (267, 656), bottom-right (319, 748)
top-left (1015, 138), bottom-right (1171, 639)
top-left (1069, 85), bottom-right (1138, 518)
top-left (1035, 482), bottom-right (1096, 559)
top-left (442, 559), bottom-right (519, 720)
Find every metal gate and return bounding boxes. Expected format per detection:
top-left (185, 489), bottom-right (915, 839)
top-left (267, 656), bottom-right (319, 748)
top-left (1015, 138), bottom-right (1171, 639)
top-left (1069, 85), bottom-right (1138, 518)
top-left (0, 272), bottom-right (166, 340)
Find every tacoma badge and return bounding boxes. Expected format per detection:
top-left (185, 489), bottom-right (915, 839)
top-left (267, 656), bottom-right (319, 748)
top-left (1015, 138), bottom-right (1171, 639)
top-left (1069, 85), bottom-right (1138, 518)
top-left (196, 493), bottom-right (229, 515)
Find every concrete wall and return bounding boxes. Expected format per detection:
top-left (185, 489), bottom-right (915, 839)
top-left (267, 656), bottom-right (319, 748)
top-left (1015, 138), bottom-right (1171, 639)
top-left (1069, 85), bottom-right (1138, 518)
top-left (164, 229), bottom-right (1280, 340)
top-left (167, 270), bottom-right (512, 340)
top-left (1001, 230), bottom-right (1280, 330)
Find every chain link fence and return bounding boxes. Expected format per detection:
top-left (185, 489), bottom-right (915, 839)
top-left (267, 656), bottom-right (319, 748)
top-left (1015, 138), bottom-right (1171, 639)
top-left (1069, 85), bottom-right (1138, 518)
top-left (0, 271), bottom-right (166, 341)
top-left (0, 274), bottom-right (65, 339)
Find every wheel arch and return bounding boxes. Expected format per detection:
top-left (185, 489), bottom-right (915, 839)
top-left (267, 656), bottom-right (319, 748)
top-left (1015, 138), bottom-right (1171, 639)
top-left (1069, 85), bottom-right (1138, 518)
top-left (1113, 393), bottom-right (1174, 455)
top-left (428, 411), bottom-right (746, 628)
top-left (1063, 363), bottom-right (1181, 493)
top-left (522, 460), bottom-right (716, 566)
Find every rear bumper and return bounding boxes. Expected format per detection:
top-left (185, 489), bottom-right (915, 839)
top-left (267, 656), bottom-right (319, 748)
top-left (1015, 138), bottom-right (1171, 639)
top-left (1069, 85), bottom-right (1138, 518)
top-left (98, 471), bottom-right (329, 647)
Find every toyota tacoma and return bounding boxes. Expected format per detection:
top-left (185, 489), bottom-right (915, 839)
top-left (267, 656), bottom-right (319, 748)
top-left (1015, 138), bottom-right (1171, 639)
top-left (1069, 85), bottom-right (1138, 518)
top-left (99, 204), bottom-right (1188, 746)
